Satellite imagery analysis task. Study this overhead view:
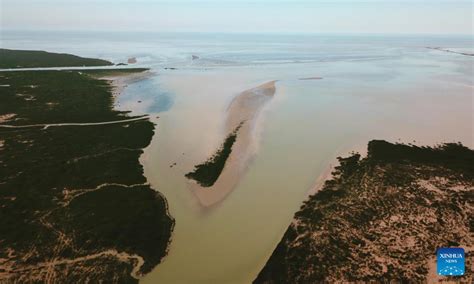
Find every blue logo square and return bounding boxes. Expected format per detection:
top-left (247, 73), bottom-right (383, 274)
top-left (437, 247), bottom-right (465, 276)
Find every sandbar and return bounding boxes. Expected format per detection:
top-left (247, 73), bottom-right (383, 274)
top-left (190, 80), bottom-right (277, 207)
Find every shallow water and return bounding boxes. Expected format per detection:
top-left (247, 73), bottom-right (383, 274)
top-left (3, 31), bottom-right (473, 283)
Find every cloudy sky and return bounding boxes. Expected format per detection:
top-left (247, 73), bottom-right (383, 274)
top-left (1, 0), bottom-right (473, 34)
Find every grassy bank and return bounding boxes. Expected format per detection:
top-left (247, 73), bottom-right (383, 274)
top-left (0, 66), bottom-right (173, 282)
top-left (255, 140), bottom-right (473, 283)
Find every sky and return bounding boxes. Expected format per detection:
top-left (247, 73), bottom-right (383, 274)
top-left (1, 0), bottom-right (473, 34)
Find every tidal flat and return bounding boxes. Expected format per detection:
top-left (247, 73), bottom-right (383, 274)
top-left (1, 32), bottom-right (473, 284)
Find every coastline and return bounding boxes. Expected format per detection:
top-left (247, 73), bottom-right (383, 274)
top-left (2, 33), bottom-right (474, 284)
top-left (255, 140), bottom-right (474, 283)
top-left (97, 70), bottom-right (177, 278)
top-left (95, 69), bottom-right (154, 99)
top-left (0, 65), bottom-right (174, 282)
top-left (108, 69), bottom-right (177, 236)
top-left (306, 141), bottom-right (368, 197)
top-left (106, 71), bottom-right (177, 277)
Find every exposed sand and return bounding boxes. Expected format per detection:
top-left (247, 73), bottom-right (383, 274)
top-left (306, 140), bottom-right (368, 197)
top-left (0, 113), bottom-right (17, 123)
top-left (190, 81), bottom-right (277, 207)
top-left (299, 77), bottom-right (323, 80)
top-left (96, 70), bottom-right (153, 99)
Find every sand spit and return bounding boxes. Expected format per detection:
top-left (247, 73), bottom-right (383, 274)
top-left (299, 77), bottom-right (323, 80)
top-left (191, 81), bottom-right (277, 207)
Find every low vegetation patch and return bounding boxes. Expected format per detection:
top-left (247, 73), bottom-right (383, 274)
top-left (186, 123), bottom-right (243, 187)
top-left (255, 140), bottom-right (473, 283)
top-left (0, 65), bottom-right (173, 282)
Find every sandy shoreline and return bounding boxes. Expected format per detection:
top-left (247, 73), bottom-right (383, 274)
top-left (306, 140), bottom-right (368, 197)
top-left (190, 80), bottom-right (277, 207)
top-left (106, 70), bottom-right (177, 263)
top-left (97, 70), bottom-right (154, 99)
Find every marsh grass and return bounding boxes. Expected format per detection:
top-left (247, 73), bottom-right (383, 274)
top-left (186, 122), bottom-right (244, 187)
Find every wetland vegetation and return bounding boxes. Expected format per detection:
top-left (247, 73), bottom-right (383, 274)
top-left (0, 52), bottom-right (174, 283)
top-left (255, 140), bottom-right (473, 283)
top-left (0, 48), bottom-right (113, 68)
top-left (185, 123), bottom-right (243, 187)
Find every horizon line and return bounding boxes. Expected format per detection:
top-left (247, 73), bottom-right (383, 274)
top-left (2, 28), bottom-right (473, 37)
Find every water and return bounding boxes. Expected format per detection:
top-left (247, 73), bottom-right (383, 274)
top-left (2, 31), bottom-right (473, 283)
top-left (116, 76), bottom-right (173, 116)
